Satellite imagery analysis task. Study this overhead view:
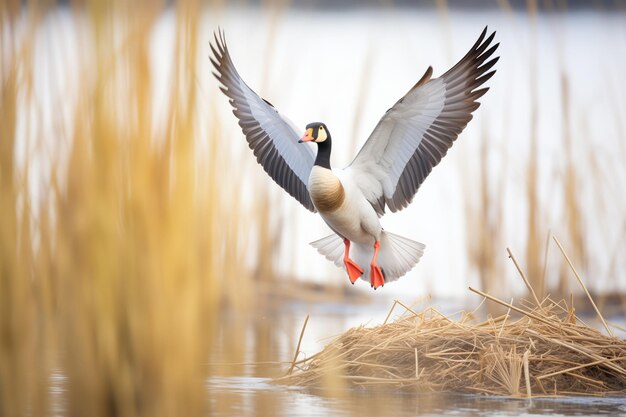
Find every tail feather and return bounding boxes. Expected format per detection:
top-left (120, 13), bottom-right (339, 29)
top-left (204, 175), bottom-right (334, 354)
top-left (310, 234), bottom-right (344, 268)
top-left (310, 231), bottom-right (425, 284)
top-left (378, 231), bottom-right (425, 282)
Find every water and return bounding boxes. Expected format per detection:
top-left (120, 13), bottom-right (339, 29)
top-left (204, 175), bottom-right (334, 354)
top-left (46, 368), bottom-right (626, 416)
top-left (206, 376), bottom-right (626, 417)
top-left (203, 302), bottom-right (626, 417)
top-left (47, 300), bottom-right (625, 416)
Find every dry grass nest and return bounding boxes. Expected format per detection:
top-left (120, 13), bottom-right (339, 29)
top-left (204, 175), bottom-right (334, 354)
top-left (278, 293), bottom-right (626, 397)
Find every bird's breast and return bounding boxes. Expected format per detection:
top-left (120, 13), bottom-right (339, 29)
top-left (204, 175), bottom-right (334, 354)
top-left (308, 166), bottom-right (345, 212)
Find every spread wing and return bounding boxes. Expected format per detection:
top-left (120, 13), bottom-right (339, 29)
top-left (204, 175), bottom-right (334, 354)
top-left (348, 27), bottom-right (499, 215)
top-left (210, 30), bottom-right (317, 212)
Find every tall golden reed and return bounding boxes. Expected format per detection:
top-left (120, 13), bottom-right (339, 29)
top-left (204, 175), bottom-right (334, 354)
top-left (465, 125), bottom-right (506, 303)
top-left (1, 4), bottom-right (53, 417)
top-left (1, 1), bottom-right (256, 416)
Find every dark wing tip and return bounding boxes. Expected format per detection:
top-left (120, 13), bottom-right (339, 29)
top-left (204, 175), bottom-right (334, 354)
top-left (476, 70), bottom-right (496, 85)
top-left (208, 29), bottom-right (317, 213)
top-left (478, 55), bottom-right (499, 74)
top-left (473, 26), bottom-right (488, 49)
top-left (388, 26), bottom-right (499, 212)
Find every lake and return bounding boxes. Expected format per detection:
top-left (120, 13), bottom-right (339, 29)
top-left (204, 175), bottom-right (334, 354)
top-left (46, 300), bottom-right (626, 416)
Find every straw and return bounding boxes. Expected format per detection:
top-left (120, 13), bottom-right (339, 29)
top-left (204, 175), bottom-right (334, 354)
top-left (553, 236), bottom-right (613, 337)
top-left (279, 286), bottom-right (626, 397)
top-left (287, 315), bottom-right (309, 376)
top-left (507, 247), bottom-right (541, 307)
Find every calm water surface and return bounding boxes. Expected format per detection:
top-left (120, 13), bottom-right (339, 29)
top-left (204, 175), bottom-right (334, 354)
top-left (50, 301), bottom-right (626, 416)
top-left (204, 302), bottom-right (626, 417)
top-left (206, 376), bottom-right (626, 417)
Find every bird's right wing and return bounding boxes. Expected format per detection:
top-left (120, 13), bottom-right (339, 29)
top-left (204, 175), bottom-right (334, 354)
top-left (348, 27), bottom-right (498, 215)
top-left (210, 30), bottom-right (317, 212)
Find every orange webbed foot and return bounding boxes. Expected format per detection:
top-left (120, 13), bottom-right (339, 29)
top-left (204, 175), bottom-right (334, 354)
top-left (370, 264), bottom-right (385, 289)
top-left (345, 258), bottom-right (364, 284)
top-left (342, 239), bottom-right (363, 284)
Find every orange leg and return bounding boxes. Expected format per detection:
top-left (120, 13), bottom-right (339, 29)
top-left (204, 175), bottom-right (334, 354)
top-left (370, 240), bottom-right (385, 289)
top-left (343, 239), bottom-right (364, 284)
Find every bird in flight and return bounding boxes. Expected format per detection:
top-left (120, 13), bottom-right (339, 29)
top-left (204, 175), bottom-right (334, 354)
top-left (211, 27), bottom-right (498, 289)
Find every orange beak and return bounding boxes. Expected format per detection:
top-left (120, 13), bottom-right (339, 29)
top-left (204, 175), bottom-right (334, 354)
top-left (298, 128), bottom-right (315, 143)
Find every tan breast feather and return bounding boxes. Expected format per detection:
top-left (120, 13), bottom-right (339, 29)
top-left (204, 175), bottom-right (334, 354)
top-left (310, 177), bottom-right (345, 212)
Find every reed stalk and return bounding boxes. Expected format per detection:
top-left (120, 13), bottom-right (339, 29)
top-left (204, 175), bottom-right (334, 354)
top-left (0, 2), bottom-right (259, 416)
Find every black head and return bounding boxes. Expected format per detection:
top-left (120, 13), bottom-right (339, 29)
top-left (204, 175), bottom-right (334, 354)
top-left (299, 122), bottom-right (331, 144)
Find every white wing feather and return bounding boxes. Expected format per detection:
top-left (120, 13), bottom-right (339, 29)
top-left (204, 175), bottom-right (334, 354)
top-left (347, 27), bottom-right (499, 215)
top-left (211, 30), bottom-right (317, 212)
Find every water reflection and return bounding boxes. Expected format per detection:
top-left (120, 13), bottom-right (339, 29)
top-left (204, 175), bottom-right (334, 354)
top-left (47, 302), bottom-right (625, 417)
top-left (206, 376), bottom-right (626, 417)
top-left (51, 367), bottom-right (626, 417)
top-left (206, 304), bottom-right (626, 417)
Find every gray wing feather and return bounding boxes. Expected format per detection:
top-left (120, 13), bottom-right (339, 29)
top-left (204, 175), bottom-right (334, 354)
top-left (211, 30), bottom-right (317, 212)
top-left (349, 27), bottom-right (499, 214)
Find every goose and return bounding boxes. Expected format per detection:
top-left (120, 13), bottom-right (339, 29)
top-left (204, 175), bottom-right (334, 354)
top-left (210, 27), bottom-right (499, 289)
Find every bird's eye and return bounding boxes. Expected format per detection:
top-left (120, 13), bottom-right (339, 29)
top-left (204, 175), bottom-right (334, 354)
top-left (320, 126), bottom-right (324, 131)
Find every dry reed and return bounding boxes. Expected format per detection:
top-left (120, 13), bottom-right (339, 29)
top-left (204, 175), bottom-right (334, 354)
top-left (524, 0), bottom-right (544, 297)
top-left (0, 1), bottom-right (259, 416)
top-left (465, 123), bottom-right (507, 305)
top-left (280, 292), bottom-right (626, 397)
top-left (280, 244), bottom-right (626, 397)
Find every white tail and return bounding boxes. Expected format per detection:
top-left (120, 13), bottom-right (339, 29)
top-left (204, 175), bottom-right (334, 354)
top-left (310, 231), bottom-right (425, 284)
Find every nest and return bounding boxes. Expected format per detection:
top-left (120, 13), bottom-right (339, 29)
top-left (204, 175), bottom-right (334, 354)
top-left (279, 294), bottom-right (626, 397)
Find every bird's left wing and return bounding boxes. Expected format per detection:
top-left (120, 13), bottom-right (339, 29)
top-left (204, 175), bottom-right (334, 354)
top-left (347, 27), bottom-right (499, 215)
top-left (210, 31), bottom-right (317, 212)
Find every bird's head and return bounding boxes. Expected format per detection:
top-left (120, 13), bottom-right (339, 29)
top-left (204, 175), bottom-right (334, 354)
top-left (299, 122), bottom-right (330, 144)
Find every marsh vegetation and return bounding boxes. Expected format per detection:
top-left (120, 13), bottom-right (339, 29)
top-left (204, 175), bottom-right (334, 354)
top-left (1, 1), bottom-right (625, 416)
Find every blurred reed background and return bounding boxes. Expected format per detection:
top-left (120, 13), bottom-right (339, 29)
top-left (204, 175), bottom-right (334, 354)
top-left (1, 0), bottom-right (625, 416)
top-left (0, 1), bottom-right (251, 416)
top-left (463, 1), bottom-right (626, 307)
